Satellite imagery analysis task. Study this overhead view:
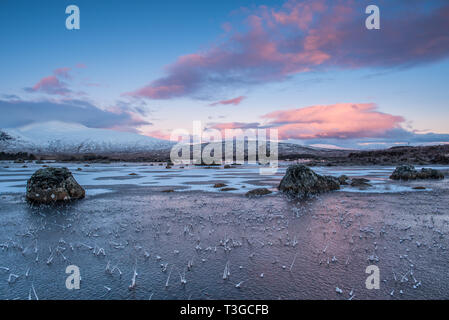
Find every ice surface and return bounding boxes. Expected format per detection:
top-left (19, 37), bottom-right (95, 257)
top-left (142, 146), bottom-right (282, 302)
top-left (1, 162), bottom-right (447, 196)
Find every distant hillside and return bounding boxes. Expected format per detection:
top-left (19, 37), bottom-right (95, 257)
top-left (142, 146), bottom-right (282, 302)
top-left (0, 131), bottom-right (12, 142)
top-left (342, 145), bottom-right (449, 165)
top-left (1, 124), bottom-right (449, 165)
top-left (1, 121), bottom-right (175, 154)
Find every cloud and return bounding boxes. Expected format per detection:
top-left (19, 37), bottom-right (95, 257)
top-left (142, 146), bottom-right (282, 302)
top-left (25, 75), bottom-right (71, 96)
top-left (2, 94), bottom-right (20, 100)
top-left (209, 103), bottom-right (404, 140)
top-left (261, 103), bottom-right (404, 139)
top-left (207, 101), bottom-right (449, 148)
top-left (210, 96), bottom-right (246, 106)
top-left (0, 99), bottom-right (151, 132)
top-left (26, 64), bottom-right (89, 96)
top-left (126, 0), bottom-right (449, 100)
top-left (209, 122), bottom-right (261, 131)
top-left (143, 129), bottom-right (172, 140)
top-left (290, 128), bottom-right (449, 149)
top-left (53, 67), bottom-right (72, 79)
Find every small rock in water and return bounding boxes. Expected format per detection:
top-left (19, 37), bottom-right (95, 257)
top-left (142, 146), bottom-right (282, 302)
top-left (213, 183), bottom-right (227, 188)
top-left (220, 187), bottom-right (238, 192)
top-left (350, 178), bottom-right (372, 189)
top-left (245, 188), bottom-right (272, 197)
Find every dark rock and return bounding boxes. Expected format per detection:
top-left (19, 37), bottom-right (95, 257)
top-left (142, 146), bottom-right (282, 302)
top-left (195, 161), bottom-right (220, 167)
top-left (350, 178), bottom-right (372, 188)
top-left (223, 165), bottom-right (232, 169)
top-left (14, 158), bottom-right (24, 164)
top-left (26, 167), bottom-right (85, 204)
top-left (412, 186), bottom-right (426, 190)
top-left (390, 164), bottom-right (418, 180)
top-left (220, 187), bottom-right (238, 191)
top-left (390, 165), bottom-right (444, 180)
top-left (213, 183), bottom-right (227, 188)
top-left (128, 173), bottom-right (138, 175)
top-left (419, 168), bottom-right (444, 179)
top-left (245, 188), bottom-right (272, 197)
top-left (431, 154), bottom-right (449, 164)
top-left (162, 189), bottom-right (174, 193)
top-left (278, 164), bottom-right (340, 196)
top-left (338, 175), bottom-right (349, 185)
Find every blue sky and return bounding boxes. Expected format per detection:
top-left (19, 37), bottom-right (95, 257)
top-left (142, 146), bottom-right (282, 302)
top-left (1, 0), bottom-right (449, 149)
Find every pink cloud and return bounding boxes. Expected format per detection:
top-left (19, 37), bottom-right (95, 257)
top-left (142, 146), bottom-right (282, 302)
top-left (210, 96), bottom-right (246, 106)
top-left (27, 64), bottom-right (90, 96)
top-left (143, 130), bottom-right (172, 141)
top-left (264, 103), bottom-right (404, 139)
top-left (210, 103), bottom-right (404, 140)
top-left (126, 84), bottom-right (187, 99)
top-left (28, 75), bottom-right (71, 96)
top-left (126, 0), bottom-right (449, 100)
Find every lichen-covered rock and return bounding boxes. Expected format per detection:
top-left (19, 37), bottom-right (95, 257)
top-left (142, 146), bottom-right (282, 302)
top-left (278, 164), bottom-right (340, 196)
top-left (390, 165), bottom-right (444, 180)
top-left (26, 167), bottom-right (85, 204)
top-left (390, 165), bottom-right (418, 180)
top-left (245, 188), bottom-right (272, 197)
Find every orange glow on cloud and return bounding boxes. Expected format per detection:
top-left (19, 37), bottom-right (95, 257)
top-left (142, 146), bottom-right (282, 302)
top-left (210, 103), bottom-right (404, 140)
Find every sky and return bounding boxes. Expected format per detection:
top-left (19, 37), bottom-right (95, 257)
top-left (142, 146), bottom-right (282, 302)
top-left (1, 0), bottom-right (449, 149)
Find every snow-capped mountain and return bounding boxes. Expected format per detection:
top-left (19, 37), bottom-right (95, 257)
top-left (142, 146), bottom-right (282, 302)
top-left (0, 121), bottom-right (175, 153)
